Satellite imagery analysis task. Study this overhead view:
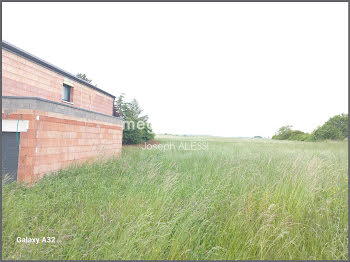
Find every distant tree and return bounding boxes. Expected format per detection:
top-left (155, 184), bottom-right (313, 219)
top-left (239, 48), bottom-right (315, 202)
top-left (76, 73), bottom-right (92, 83)
top-left (288, 130), bottom-right (311, 141)
top-left (76, 73), bottom-right (97, 86)
top-left (272, 114), bottom-right (348, 142)
top-left (116, 94), bottom-right (155, 144)
top-left (311, 114), bottom-right (348, 141)
top-left (272, 125), bottom-right (293, 140)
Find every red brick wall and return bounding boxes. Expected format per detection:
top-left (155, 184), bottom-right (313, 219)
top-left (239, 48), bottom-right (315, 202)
top-left (2, 49), bottom-right (114, 115)
top-left (2, 109), bottom-right (122, 183)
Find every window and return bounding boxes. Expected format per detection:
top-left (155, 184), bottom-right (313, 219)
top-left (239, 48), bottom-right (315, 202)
top-left (62, 84), bottom-right (72, 102)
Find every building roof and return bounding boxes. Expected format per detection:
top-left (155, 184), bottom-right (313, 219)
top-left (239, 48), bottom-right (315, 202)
top-left (2, 40), bottom-right (115, 99)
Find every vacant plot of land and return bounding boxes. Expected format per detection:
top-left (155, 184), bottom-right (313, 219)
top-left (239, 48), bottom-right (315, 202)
top-left (2, 137), bottom-right (348, 260)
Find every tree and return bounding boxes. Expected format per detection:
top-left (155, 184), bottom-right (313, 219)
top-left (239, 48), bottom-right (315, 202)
top-left (76, 73), bottom-right (97, 86)
top-left (311, 114), bottom-right (348, 141)
top-left (271, 114), bottom-right (348, 142)
top-left (272, 125), bottom-right (293, 140)
top-left (116, 94), bottom-right (155, 144)
top-left (76, 73), bottom-right (92, 83)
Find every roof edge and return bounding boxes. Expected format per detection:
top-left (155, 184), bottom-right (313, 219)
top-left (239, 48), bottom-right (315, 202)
top-left (2, 96), bottom-right (122, 122)
top-left (2, 40), bottom-right (116, 99)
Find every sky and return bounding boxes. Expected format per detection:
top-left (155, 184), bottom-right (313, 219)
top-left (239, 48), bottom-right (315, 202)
top-left (2, 2), bottom-right (348, 137)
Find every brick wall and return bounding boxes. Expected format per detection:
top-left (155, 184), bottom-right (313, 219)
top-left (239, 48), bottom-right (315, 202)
top-left (2, 109), bottom-right (122, 183)
top-left (2, 49), bottom-right (114, 115)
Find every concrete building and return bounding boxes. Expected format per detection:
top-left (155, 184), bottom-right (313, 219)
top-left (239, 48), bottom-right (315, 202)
top-left (2, 41), bottom-right (123, 183)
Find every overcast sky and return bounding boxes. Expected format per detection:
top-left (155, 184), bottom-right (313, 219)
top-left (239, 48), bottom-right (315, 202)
top-left (2, 3), bottom-right (348, 137)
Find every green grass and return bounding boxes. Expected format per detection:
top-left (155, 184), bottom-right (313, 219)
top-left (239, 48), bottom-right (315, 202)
top-left (2, 137), bottom-right (348, 260)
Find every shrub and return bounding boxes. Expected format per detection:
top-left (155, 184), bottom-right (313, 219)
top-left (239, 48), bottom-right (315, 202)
top-left (289, 130), bottom-right (311, 141)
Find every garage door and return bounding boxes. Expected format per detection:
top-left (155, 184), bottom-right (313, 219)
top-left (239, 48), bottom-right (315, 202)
top-left (2, 132), bottom-right (19, 183)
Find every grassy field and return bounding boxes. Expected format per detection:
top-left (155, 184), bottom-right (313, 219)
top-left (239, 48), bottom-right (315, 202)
top-left (2, 137), bottom-right (348, 260)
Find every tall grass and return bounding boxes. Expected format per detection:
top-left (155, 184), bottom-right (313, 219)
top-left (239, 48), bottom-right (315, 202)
top-left (2, 137), bottom-right (348, 260)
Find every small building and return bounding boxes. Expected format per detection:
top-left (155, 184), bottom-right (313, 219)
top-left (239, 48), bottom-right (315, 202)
top-left (2, 41), bottom-right (123, 183)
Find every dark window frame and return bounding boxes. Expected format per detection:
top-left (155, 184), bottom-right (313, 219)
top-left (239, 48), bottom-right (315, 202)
top-left (62, 83), bottom-right (72, 102)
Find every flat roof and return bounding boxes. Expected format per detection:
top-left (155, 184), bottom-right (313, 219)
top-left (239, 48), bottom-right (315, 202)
top-left (2, 40), bottom-right (115, 99)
